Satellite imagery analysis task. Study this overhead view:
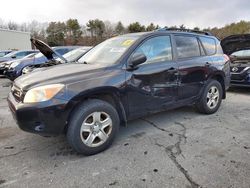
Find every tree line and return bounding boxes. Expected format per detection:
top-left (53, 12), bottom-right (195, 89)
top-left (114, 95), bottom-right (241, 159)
top-left (0, 18), bottom-right (249, 46)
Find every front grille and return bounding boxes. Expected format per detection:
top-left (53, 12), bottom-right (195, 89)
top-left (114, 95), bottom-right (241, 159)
top-left (231, 66), bottom-right (245, 73)
top-left (231, 74), bottom-right (245, 81)
top-left (11, 85), bottom-right (23, 102)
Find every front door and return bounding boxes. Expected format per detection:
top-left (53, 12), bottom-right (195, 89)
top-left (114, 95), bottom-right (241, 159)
top-left (125, 35), bottom-right (178, 118)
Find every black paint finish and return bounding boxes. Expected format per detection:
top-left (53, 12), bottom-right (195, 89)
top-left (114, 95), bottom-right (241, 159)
top-left (8, 31), bottom-right (231, 136)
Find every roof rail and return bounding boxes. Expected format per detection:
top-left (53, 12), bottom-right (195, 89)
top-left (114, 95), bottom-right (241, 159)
top-left (156, 27), bottom-right (212, 36)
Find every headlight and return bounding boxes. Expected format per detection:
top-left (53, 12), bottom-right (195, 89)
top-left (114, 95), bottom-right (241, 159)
top-left (23, 84), bottom-right (64, 103)
top-left (22, 67), bottom-right (30, 74)
top-left (10, 62), bottom-right (19, 68)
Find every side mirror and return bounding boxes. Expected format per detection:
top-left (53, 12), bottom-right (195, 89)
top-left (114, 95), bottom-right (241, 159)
top-left (128, 53), bottom-right (147, 68)
top-left (11, 55), bottom-right (16, 59)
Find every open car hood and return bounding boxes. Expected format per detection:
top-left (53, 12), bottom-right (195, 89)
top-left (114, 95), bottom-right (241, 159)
top-left (30, 38), bottom-right (67, 62)
top-left (221, 34), bottom-right (250, 55)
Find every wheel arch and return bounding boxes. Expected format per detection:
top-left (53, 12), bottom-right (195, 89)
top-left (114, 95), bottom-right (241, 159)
top-left (208, 72), bottom-right (226, 99)
top-left (64, 86), bottom-right (128, 133)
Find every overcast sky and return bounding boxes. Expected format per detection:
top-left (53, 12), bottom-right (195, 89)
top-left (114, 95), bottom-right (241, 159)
top-left (1, 0), bottom-right (250, 28)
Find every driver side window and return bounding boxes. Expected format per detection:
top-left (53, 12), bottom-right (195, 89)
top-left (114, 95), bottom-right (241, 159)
top-left (134, 36), bottom-right (172, 64)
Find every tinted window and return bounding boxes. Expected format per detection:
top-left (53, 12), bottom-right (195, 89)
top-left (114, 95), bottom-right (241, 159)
top-left (133, 36), bottom-right (172, 64)
top-left (199, 37), bottom-right (216, 55)
top-left (175, 36), bottom-right (200, 58)
top-left (56, 48), bottom-right (69, 55)
top-left (15, 51), bottom-right (28, 58)
top-left (0, 52), bottom-right (6, 57)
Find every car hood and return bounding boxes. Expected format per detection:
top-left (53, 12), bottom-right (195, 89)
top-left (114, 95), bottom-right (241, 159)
top-left (221, 34), bottom-right (250, 55)
top-left (30, 38), bottom-right (67, 62)
top-left (14, 63), bottom-right (107, 90)
top-left (0, 57), bottom-right (11, 63)
top-left (4, 59), bottom-right (18, 65)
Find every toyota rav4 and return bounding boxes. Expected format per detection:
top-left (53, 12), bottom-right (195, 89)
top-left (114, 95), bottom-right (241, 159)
top-left (8, 28), bottom-right (231, 155)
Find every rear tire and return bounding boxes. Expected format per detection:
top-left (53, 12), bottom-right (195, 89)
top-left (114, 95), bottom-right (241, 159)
top-left (196, 80), bottom-right (223, 114)
top-left (67, 99), bottom-right (120, 155)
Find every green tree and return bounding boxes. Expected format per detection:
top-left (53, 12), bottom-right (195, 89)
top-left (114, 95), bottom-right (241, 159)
top-left (86, 20), bottom-right (95, 37)
top-left (115, 21), bottom-right (125, 34)
top-left (66, 19), bottom-right (82, 45)
top-left (193, 27), bottom-right (200, 31)
top-left (205, 20), bottom-right (250, 39)
top-left (179, 24), bottom-right (186, 29)
top-left (86, 19), bottom-right (105, 38)
top-left (127, 22), bottom-right (145, 33)
top-left (46, 22), bottom-right (66, 46)
top-left (146, 23), bottom-right (160, 31)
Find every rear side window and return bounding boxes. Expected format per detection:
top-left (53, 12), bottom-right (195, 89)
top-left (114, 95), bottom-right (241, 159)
top-left (199, 37), bottom-right (216, 55)
top-left (175, 36), bottom-right (200, 58)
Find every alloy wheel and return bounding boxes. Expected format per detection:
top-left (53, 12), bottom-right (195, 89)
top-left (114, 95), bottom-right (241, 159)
top-left (206, 86), bottom-right (220, 109)
top-left (80, 112), bottom-right (112, 147)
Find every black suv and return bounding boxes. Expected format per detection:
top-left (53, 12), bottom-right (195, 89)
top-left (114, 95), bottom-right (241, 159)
top-left (8, 29), bottom-right (231, 155)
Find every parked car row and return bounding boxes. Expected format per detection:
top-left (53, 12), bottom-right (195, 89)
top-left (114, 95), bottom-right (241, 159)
top-left (0, 50), bottom-right (13, 57)
top-left (0, 51), bottom-right (39, 75)
top-left (3, 29), bottom-right (250, 156)
top-left (0, 50), bottom-right (39, 63)
top-left (0, 41), bottom-right (91, 80)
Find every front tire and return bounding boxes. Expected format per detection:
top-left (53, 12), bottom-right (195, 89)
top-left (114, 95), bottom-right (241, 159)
top-left (196, 80), bottom-right (223, 114)
top-left (67, 99), bottom-right (120, 155)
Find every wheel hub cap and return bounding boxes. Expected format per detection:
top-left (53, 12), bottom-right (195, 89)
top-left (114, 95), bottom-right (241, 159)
top-left (80, 112), bottom-right (113, 147)
top-left (206, 86), bottom-right (219, 109)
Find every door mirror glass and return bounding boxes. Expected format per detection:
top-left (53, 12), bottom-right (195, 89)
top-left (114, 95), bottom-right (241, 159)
top-left (129, 53), bottom-right (147, 67)
top-left (11, 55), bottom-right (16, 59)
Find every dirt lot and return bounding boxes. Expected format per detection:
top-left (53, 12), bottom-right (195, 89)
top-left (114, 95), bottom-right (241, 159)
top-left (0, 77), bottom-right (249, 188)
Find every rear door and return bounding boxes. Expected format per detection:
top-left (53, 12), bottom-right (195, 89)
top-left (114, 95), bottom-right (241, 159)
top-left (126, 35), bottom-right (178, 118)
top-left (174, 34), bottom-right (212, 100)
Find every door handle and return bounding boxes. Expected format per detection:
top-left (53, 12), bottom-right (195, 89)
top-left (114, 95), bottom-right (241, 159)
top-left (167, 67), bottom-right (177, 73)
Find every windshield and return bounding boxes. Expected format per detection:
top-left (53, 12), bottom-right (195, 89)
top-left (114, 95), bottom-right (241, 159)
top-left (0, 52), bottom-right (6, 57)
top-left (78, 36), bottom-right (139, 65)
top-left (23, 53), bottom-right (36, 59)
top-left (34, 52), bottom-right (45, 58)
top-left (232, 49), bottom-right (250, 57)
top-left (62, 47), bottom-right (90, 62)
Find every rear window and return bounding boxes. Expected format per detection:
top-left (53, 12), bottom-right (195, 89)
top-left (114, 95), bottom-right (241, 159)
top-left (199, 37), bottom-right (216, 55)
top-left (175, 35), bottom-right (200, 58)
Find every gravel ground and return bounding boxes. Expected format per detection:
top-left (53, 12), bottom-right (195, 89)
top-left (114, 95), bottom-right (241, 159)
top-left (0, 77), bottom-right (249, 188)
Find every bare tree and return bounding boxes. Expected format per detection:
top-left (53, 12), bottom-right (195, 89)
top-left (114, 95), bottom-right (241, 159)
top-left (8, 21), bottom-right (18, 30)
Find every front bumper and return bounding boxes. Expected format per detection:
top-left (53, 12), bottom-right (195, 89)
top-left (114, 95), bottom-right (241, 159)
top-left (230, 66), bottom-right (250, 87)
top-left (7, 92), bottom-right (70, 136)
top-left (0, 65), bottom-right (7, 75)
top-left (0, 69), bottom-right (4, 75)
